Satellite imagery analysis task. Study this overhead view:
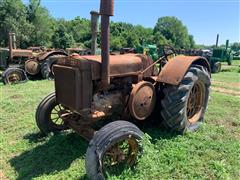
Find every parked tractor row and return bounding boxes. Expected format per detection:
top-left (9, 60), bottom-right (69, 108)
top-left (119, 34), bottom-right (234, 74)
top-left (35, 0), bottom-right (211, 179)
top-left (0, 33), bottom-right (68, 85)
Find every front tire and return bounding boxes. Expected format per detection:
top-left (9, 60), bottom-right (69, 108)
top-left (85, 121), bottom-right (143, 180)
top-left (2, 68), bottom-right (28, 85)
top-left (211, 62), bottom-right (221, 73)
top-left (36, 93), bottom-right (69, 135)
top-left (160, 65), bottom-right (211, 133)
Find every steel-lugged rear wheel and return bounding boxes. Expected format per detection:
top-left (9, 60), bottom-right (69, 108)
top-left (160, 65), bottom-right (211, 133)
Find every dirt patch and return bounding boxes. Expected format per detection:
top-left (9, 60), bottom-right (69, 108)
top-left (212, 87), bottom-right (240, 96)
top-left (0, 170), bottom-right (9, 180)
top-left (9, 95), bottom-right (23, 99)
top-left (212, 81), bottom-right (240, 87)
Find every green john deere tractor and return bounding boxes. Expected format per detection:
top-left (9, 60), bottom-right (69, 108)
top-left (210, 39), bottom-right (234, 73)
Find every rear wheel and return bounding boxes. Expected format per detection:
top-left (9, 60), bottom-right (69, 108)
top-left (85, 121), bottom-right (143, 180)
top-left (41, 55), bottom-right (67, 79)
top-left (160, 65), bottom-right (211, 133)
top-left (36, 93), bottom-right (72, 135)
top-left (2, 68), bottom-right (28, 85)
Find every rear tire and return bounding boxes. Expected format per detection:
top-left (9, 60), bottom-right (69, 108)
top-left (2, 68), bottom-right (28, 85)
top-left (85, 121), bottom-right (143, 180)
top-left (160, 65), bottom-right (211, 133)
top-left (36, 93), bottom-right (69, 135)
top-left (41, 55), bottom-right (67, 80)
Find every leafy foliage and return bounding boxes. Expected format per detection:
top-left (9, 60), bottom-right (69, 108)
top-left (0, 0), bottom-right (237, 51)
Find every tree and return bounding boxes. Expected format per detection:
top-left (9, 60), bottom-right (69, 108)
top-left (68, 17), bottom-right (91, 47)
top-left (52, 23), bottom-right (75, 49)
top-left (27, 0), bottom-right (54, 47)
top-left (189, 35), bottom-right (195, 48)
top-left (153, 16), bottom-right (191, 48)
top-left (0, 0), bottom-right (33, 48)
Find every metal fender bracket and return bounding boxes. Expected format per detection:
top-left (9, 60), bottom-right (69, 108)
top-left (157, 55), bottom-right (210, 85)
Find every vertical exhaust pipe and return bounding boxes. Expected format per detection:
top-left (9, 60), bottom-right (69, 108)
top-left (216, 34), bottom-right (219, 48)
top-left (100, 0), bottom-right (114, 88)
top-left (12, 33), bottom-right (17, 49)
top-left (225, 40), bottom-right (229, 50)
top-left (8, 33), bottom-right (13, 62)
top-left (90, 11), bottom-right (100, 55)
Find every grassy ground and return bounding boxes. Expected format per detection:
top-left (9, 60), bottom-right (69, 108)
top-left (0, 61), bottom-right (240, 180)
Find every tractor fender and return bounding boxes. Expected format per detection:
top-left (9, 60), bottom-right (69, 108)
top-left (38, 50), bottom-right (68, 61)
top-left (157, 55), bottom-right (210, 85)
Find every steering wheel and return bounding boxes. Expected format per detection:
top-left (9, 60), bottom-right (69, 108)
top-left (163, 45), bottom-right (177, 60)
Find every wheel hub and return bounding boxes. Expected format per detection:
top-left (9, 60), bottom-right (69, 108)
top-left (7, 72), bottom-right (21, 84)
top-left (187, 81), bottom-right (205, 123)
top-left (129, 81), bottom-right (156, 120)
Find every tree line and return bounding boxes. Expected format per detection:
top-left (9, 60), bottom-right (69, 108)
top-left (1, 0), bottom-right (230, 51)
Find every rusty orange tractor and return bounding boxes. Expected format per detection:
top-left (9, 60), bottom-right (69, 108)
top-left (35, 0), bottom-right (211, 179)
top-left (0, 33), bottom-right (67, 84)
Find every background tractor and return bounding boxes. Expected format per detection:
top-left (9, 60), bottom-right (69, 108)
top-left (210, 35), bottom-right (233, 73)
top-left (35, 0), bottom-right (211, 179)
top-left (0, 33), bottom-right (67, 84)
top-left (175, 34), bottom-right (234, 73)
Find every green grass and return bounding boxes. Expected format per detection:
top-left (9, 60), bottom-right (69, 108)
top-left (1, 62), bottom-right (240, 180)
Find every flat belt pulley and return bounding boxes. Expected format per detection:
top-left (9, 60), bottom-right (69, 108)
top-left (128, 81), bottom-right (156, 121)
top-left (25, 59), bottom-right (40, 75)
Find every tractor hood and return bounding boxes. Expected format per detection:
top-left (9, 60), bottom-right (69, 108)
top-left (12, 49), bottom-right (33, 58)
top-left (56, 53), bottom-right (154, 79)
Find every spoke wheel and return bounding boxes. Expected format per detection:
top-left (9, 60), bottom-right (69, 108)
top-left (85, 121), bottom-right (143, 180)
top-left (102, 137), bottom-right (139, 176)
top-left (2, 68), bottom-right (28, 85)
top-left (49, 104), bottom-right (71, 129)
top-left (7, 72), bottom-right (22, 84)
top-left (187, 81), bottom-right (205, 124)
top-left (36, 93), bottom-right (74, 135)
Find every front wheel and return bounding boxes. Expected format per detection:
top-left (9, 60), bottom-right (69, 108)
top-left (85, 121), bottom-right (143, 180)
top-left (160, 65), bottom-right (211, 133)
top-left (211, 62), bottom-right (221, 73)
top-left (2, 68), bottom-right (28, 85)
top-left (35, 93), bottom-right (71, 135)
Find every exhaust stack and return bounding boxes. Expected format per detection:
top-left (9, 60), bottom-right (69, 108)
top-left (90, 11), bottom-right (100, 55)
top-left (216, 34), bottom-right (219, 48)
top-left (12, 33), bottom-right (17, 49)
top-left (8, 33), bottom-right (13, 62)
top-left (100, 0), bottom-right (114, 88)
top-left (225, 40), bottom-right (229, 50)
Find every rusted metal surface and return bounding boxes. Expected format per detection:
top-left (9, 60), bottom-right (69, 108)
top-left (157, 56), bottom-right (210, 85)
top-left (8, 33), bottom-right (13, 62)
top-left (53, 63), bottom-right (93, 112)
top-left (100, 0), bottom-right (114, 16)
top-left (187, 81), bottom-right (205, 124)
top-left (90, 11), bottom-right (99, 55)
top-left (128, 81), bottom-right (156, 120)
top-left (100, 0), bottom-right (114, 88)
top-left (12, 49), bottom-right (33, 58)
top-left (38, 50), bottom-right (68, 61)
top-left (56, 54), bottom-right (154, 80)
top-left (12, 33), bottom-right (17, 49)
top-left (25, 59), bottom-right (40, 75)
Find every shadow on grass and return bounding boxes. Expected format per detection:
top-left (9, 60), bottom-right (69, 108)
top-left (9, 132), bottom-right (88, 180)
